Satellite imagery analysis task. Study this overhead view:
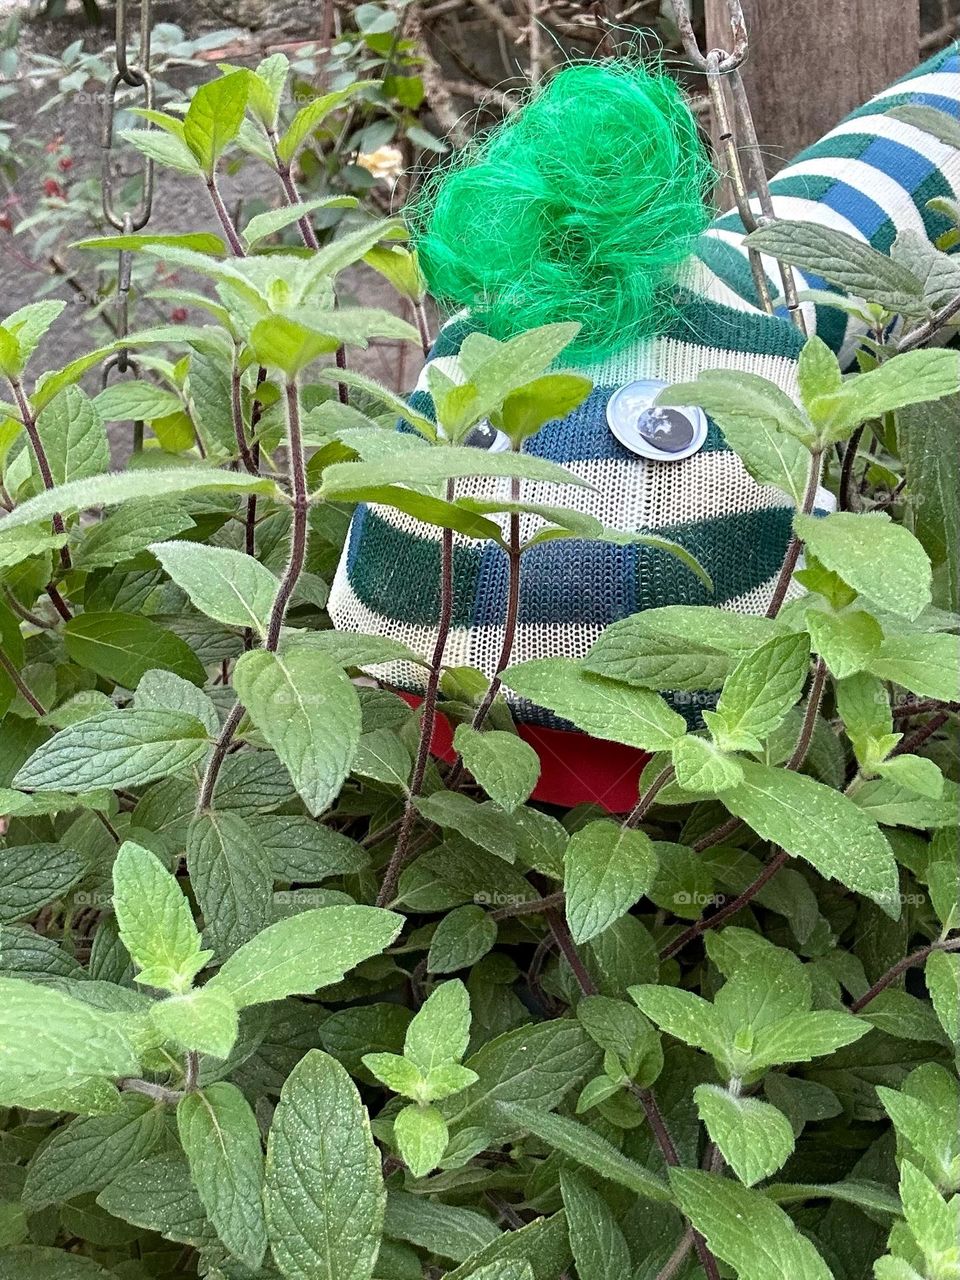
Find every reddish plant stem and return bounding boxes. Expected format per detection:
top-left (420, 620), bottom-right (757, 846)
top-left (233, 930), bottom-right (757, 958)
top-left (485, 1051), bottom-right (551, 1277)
top-left (624, 762), bottom-right (675, 829)
top-left (490, 889), bottom-right (565, 921)
top-left (377, 504), bottom-right (455, 907)
top-left (893, 710), bottom-right (951, 757)
top-left (196, 381), bottom-right (306, 814)
top-left (765, 449), bottom-right (823, 618)
top-left (265, 384), bottom-right (309, 650)
top-left (206, 177), bottom-right (245, 258)
top-left (9, 377), bottom-right (71, 572)
top-left (230, 364), bottom-right (259, 476)
top-left (850, 936), bottom-right (960, 1013)
top-left (3, 589), bottom-right (55, 630)
top-left (660, 849), bottom-right (790, 961)
top-left (548, 908), bottom-right (720, 1280)
top-left (692, 814), bottom-right (742, 852)
top-left (786, 656), bottom-right (827, 771)
top-left (0, 645), bottom-right (46, 717)
top-left (45, 584), bottom-right (73, 621)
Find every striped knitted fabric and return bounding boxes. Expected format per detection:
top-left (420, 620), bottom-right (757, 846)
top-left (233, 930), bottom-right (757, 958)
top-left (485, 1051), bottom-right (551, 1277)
top-left (329, 48), bottom-right (960, 730)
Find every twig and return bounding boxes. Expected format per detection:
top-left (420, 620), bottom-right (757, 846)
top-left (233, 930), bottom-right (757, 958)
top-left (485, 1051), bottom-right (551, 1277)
top-left (850, 936), bottom-right (960, 1013)
top-left (377, 506), bottom-right (456, 907)
top-left (206, 177), bottom-right (246, 257)
top-left (491, 889), bottom-right (565, 920)
top-left (230, 363), bottom-right (259, 475)
top-left (765, 449), bottom-right (823, 617)
top-left (0, 646), bottom-right (46, 717)
top-left (892, 710), bottom-right (951, 757)
top-left (8, 377), bottom-right (71, 572)
top-left (897, 291), bottom-right (960, 352)
top-left (118, 1077), bottom-right (182, 1105)
top-left (655, 1229), bottom-right (695, 1280)
top-left (659, 849), bottom-right (790, 961)
top-left (624, 763), bottom-right (675, 829)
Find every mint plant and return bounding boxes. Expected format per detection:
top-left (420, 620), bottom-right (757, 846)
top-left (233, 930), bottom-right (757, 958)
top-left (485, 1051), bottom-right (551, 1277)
top-left (0, 62), bottom-right (958, 1280)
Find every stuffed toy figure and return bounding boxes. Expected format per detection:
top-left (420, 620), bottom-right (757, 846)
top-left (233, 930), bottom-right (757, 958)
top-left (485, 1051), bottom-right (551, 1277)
top-left (328, 43), bottom-right (960, 811)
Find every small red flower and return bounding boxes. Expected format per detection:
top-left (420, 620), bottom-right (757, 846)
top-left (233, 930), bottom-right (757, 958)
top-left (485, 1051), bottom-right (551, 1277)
top-left (0, 213), bottom-right (11, 232)
top-left (43, 178), bottom-right (66, 199)
top-left (58, 156), bottom-right (74, 173)
top-left (170, 307), bottom-right (189, 323)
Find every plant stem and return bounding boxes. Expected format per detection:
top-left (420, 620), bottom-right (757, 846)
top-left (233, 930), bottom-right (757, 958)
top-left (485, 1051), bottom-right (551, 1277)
top-left (0, 645), bottom-right (46, 716)
top-left (491, 889), bottom-right (565, 921)
top-left (548, 908), bottom-right (720, 1280)
top-left (230, 363), bottom-right (259, 476)
top-left (377, 507), bottom-right (455, 907)
top-left (206, 177), bottom-right (245, 257)
top-left (9, 376), bottom-right (71, 572)
top-left (659, 848), bottom-right (790, 961)
top-left (839, 425), bottom-right (865, 512)
top-left (893, 710), bottom-right (951, 757)
top-left (265, 382), bottom-right (309, 650)
top-left (786, 656), bottom-right (827, 770)
top-left (118, 1077), bottom-right (182, 1105)
top-left (850, 935), bottom-right (960, 1013)
top-left (655, 1230), bottom-right (695, 1280)
top-left (196, 380), bottom-right (307, 814)
top-left (3, 588), bottom-right (55, 630)
top-left (897, 290), bottom-right (960, 352)
top-left (765, 448), bottom-right (823, 618)
top-left (624, 762), bottom-right (675, 829)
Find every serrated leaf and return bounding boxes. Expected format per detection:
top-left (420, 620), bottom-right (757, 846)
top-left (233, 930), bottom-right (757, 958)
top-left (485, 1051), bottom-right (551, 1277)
top-left (405, 979), bottom-right (471, 1072)
top-left (277, 83), bottom-right (378, 164)
top-left (0, 977), bottom-right (139, 1112)
top-left (795, 512), bottom-right (932, 621)
top-left (34, 386), bottom-right (108, 486)
top-left (22, 1094), bottom-right (165, 1210)
top-left (672, 735), bottom-right (744, 791)
top-left (0, 467), bottom-right (275, 534)
top-left (64, 611), bottom-right (207, 688)
top-left (560, 1169), bottom-right (631, 1280)
top-left (187, 810), bottom-right (273, 959)
top-left (706, 631), bottom-right (810, 751)
top-left (264, 1049), bottom-right (384, 1280)
top-left (76, 498), bottom-right (195, 569)
top-left (152, 541), bottom-right (280, 635)
top-left (14, 710), bottom-right (209, 793)
top-left (502, 658), bottom-right (686, 751)
top-left (500, 1104), bottom-right (669, 1201)
top-left (242, 196), bottom-right (358, 249)
top-left (0, 843), bottom-right (83, 923)
top-left (383, 1190), bottom-right (500, 1261)
top-left (866, 633), bottom-right (960, 702)
top-left (151, 986), bottom-right (239, 1058)
top-left (694, 1086), bottom-right (795, 1185)
top-left (806, 608), bottom-right (883, 678)
top-left (319, 448), bottom-right (591, 498)
top-left (810, 348), bottom-right (960, 444)
top-left (112, 839), bottom-right (209, 993)
top-left (564, 821), bottom-right (658, 944)
top-left (440, 1020), bottom-right (600, 1138)
top-left (719, 759), bottom-right (900, 914)
top-left (670, 1169), bottom-right (833, 1280)
top-left (452, 726), bottom-right (540, 812)
top-left (206, 904), bottom-right (402, 1009)
top-left (233, 644), bottom-right (361, 817)
top-left (394, 1103), bottom-right (448, 1176)
top-left (183, 71), bottom-right (249, 174)
top-left (178, 1081), bottom-right (266, 1268)
top-left (745, 221), bottom-right (924, 312)
top-left (96, 1155), bottom-right (216, 1247)
top-left (427, 904), bottom-right (497, 974)
top-left (925, 949), bottom-right (960, 1045)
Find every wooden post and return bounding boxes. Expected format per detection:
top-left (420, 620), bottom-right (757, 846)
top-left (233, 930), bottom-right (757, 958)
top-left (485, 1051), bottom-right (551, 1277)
top-left (707, 0), bottom-right (921, 172)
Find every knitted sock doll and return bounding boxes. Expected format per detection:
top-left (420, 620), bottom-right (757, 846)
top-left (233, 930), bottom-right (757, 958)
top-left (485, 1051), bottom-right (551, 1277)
top-left (329, 44), bottom-right (960, 811)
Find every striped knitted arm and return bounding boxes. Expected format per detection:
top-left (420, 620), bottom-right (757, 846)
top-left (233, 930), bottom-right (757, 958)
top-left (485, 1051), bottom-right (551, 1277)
top-left (695, 43), bottom-right (960, 363)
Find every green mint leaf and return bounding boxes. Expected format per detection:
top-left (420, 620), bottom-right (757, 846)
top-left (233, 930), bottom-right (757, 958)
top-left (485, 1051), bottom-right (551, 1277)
top-left (502, 658), bottom-right (686, 751)
top-left (183, 71), bottom-right (250, 175)
top-left (806, 608), bottom-right (883, 678)
top-left (427, 904), bottom-right (498, 975)
top-left (265, 1049), bottom-right (384, 1280)
top-left (112, 840), bottom-right (209, 993)
top-left (150, 986), bottom-right (239, 1059)
top-left (693, 1085), bottom-right (795, 1185)
top-left (177, 1082), bottom-right (266, 1268)
top-left (233, 644), bottom-right (361, 818)
top-left (795, 511), bottom-right (932, 621)
top-left (64, 611), bottom-right (206, 689)
top-left (206, 904), bottom-right (402, 1009)
top-left (718, 760), bottom-right (900, 914)
top-left (560, 1168), bottom-right (631, 1280)
top-left (0, 843), bottom-right (83, 925)
top-left (394, 1103), bottom-right (448, 1177)
top-left (186, 811), bottom-right (273, 959)
top-left (706, 631), bottom-right (810, 751)
top-left (672, 734), bottom-right (745, 792)
top-left (564, 821), bottom-right (658, 944)
top-left (452, 726), bottom-right (541, 813)
top-left (14, 710), bottom-right (209, 793)
top-left (405, 979), bottom-right (471, 1073)
top-left (152, 542), bottom-right (280, 636)
top-left (670, 1169), bottom-right (833, 1280)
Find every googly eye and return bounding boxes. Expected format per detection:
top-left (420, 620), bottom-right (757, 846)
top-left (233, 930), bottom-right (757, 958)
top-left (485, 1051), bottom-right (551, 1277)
top-left (463, 420), bottom-right (511, 453)
top-left (606, 379), bottom-right (708, 461)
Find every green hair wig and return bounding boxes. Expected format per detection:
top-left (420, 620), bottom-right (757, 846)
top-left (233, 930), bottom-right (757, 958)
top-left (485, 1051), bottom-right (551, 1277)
top-left (409, 60), bottom-right (713, 362)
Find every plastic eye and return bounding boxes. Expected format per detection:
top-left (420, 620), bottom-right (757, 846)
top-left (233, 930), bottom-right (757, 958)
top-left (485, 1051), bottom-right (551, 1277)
top-left (463, 420), bottom-right (510, 452)
top-left (605, 378), bottom-right (708, 461)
